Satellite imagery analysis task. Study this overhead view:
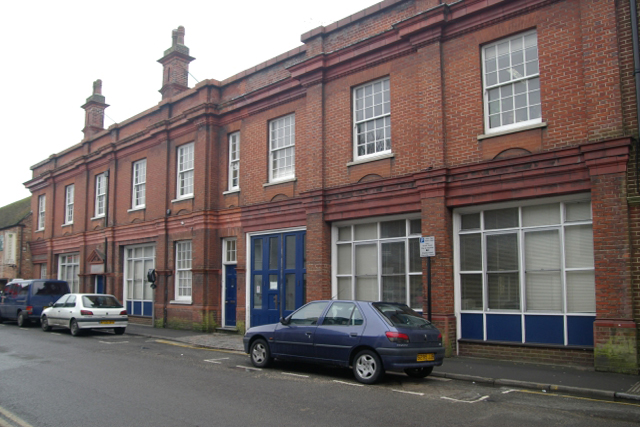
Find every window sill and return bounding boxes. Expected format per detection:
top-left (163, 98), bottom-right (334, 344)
top-left (62, 223), bottom-right (73, 228)
top-left (263, 178), bottom-right (296, 188)
top-left (128, 206), bottom-right (146, 213)
top-left (477, 121), bottom-right (547, 141)
top-left (90, 215), bottom-right (105, 221)
top-left (170, 300), bottom-right (192, 305)
top-left (171, 195), bottom-right (194, 203)
top-left (223, 189), bottom-right (240, 195)
top-left (347, 152), bottom-right (395, 167)
top-left (36, 228), bottom-right (44, 232)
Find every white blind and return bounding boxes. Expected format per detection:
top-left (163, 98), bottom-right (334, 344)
top-left (565, 225), bottom-right (594, 268)
top-left (566, 271), bottom-right (596, 312)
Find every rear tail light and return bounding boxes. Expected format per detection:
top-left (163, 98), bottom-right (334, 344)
top-left (80, 310), bottom-right (93, 316)
top-left (386, 331), bottom-right (410, 344)
top-left (26, 306), bottom-right (33, 314)
top-left (120, 310), bottom-right (128, 315)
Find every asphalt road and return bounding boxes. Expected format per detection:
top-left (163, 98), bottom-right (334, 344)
top-left (1, 322), bottom-right (639, 427)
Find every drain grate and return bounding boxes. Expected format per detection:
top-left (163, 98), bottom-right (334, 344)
top-left (627, 382), bottom-right (640, 395)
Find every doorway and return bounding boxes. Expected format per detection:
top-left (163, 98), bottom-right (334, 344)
top-left (250, 230), bottom-right (306, 327)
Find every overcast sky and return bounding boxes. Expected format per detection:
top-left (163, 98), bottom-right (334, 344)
top-left (0, 0), bottom-right (378, 209)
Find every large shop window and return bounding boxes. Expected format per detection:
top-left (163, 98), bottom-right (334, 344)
top-left (456, 198), bottom-right (595, 346)
top-left (124, 245), bottom-right (155, 317)
top-left (58, 253), bottom-right (80, 293)
top-left (334, 218), bottom-right (422, 310)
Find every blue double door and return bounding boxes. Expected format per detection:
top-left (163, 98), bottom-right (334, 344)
top-left (251, 231), bottom-right (306, 327)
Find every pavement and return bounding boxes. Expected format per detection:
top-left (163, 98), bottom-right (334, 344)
top-left (126, 323), bottom-right (640, 402)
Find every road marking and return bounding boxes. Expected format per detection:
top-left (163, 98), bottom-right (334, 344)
top-left (154, 339), bottom-right (244, 355)
top-left (282, 372), bottom-right (309, 378)
top-left (236, 365), bottom-right (262, 371)
top-left (19, 328), bottom-right (30, 331)
top-left (0, 406), bottom-right (34, 427)
top-left (428, 376), bottom-right (452, 382)
top-left (502, 389), bottom-right (519, 394)
top-left (392, 389), bottom-right (424, 396)
top-left (441, 395), bottom-right (489, 403)
top-left (515, 389), bottom-right (640, 407)
top-left (204, 358), bottom-right (229, 364)
top-left (51, 333), bottom-right (62, 336)
top-left (99, 341), bottom-right (129, 344)
top-left (333, 380), bottom-right (364, 387)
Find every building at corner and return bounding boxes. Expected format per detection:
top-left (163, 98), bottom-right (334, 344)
top-left (24, 0), bottom-right (640, 374)
top-left (0, 197), bottom-right (33, 286)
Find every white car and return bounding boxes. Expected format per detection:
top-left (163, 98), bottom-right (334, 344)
top-left (41, 293), bottom-right (128, 336)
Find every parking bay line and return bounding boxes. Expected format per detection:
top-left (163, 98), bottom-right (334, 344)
top-left (282, 372), bottom-right (310, 378)
top-left (204, 358), bottom-right (230, 364)
top-left (99, 341), bottom-right (130, 344)
top-left (333, 380), bottom-right (364, 387)
top-left (392, 389), bottom-right (425, 396)
top-left (441, 395), bottom-right (489, 404)
top-left (236, 365), bottom-right (262, 371)
top-left (0, 405), bottom-right (34, 427)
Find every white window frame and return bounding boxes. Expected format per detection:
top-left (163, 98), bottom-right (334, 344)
top-left (332, 215), bottom-right (423, 310)
top-left (269, 114), bottom-right (295, 183)
top-left (132, 159), bottom-right (147, 209)
top-left (94, 173), bottom-right (106, 218)
top-left (482, 30), bottom-right (541, 134)
top-left (64, 185), bottom-right (74, 225)
top-left (58, 253), bottom-right (80, 293)
top-left (228, 132), bottom-right (240, 191)
top-left (40, 263), bottom-right (47, 279)
top-left (224, 238), bottom-right (237, 264)
top-left (353, 77), bottom-right (391, 160)
top-left (177, 143), bottom-right (194, 199)
top-left (454, 195), bottom-right (595, 346)
top-left (124, 244), bottom-right (156, 310)
top-left (37, 194), bottom-right (46, 231)
top-left (175, 241), bottom-right (193, 302)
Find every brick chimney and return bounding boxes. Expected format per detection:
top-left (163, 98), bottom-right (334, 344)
top-left (81, 79), bottom-right (109, 140)
top-left (158, 26), bottom-right (195, 100)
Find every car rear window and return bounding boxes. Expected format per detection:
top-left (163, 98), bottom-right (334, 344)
top-left (33, 282), bottom-right (68, 296)
top-left (82, 295), bottom-right (123, 309)
top-left (373, 303), bottom-right (430, 328)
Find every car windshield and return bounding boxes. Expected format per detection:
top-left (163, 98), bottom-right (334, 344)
top-left (373, 303), bottom-right (431, 328)
top-left (82, 295), bottom-right (123, 309)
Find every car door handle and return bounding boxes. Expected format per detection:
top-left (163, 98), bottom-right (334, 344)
top-left (350, 332), bottom-right (358, 337)
top-left (305, 332), bottom-right (313, 337)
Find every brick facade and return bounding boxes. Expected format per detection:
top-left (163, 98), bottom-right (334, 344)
top-left (24, 0), bottom-right (639, 373)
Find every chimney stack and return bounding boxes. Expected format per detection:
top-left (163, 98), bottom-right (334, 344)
top-left (158, 26), bottom-right (195, 100)
top-left (81, 79), bottom-right (109, 140)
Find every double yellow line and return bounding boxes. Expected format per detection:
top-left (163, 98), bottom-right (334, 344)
top-left (0, 406), bottom-right (34, 427)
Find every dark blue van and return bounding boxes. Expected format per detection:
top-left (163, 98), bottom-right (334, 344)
top-left (0, 279), bottom-right (70, 326)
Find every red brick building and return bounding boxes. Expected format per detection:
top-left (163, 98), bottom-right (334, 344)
top-left (24, 0), bottom-right (639, 373)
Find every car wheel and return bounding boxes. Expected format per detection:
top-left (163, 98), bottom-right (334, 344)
top-left (41, 316), bottom-right (52, 332)
top-left (249, 338), bottom-right (272, 368)
top-left (404, 366), bottom-right (433, 378)
top-left (17, 312), bottom-right (29, 327)
top-left (114, 328), bottom-right (126, 335)
top-left (353, 349), bottom-right (384, 384)
top-left (70, 319), bottom-right (81, 336)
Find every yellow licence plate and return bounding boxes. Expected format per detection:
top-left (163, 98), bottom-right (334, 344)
top-left (417, 353), bottom-right (435, 362)
top-left (100, 321), bottom-right (115, 325)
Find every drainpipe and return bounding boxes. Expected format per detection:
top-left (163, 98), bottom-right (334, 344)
top-left (104, 169), bottom-right (110, 293)
top-left (631, 0), bottom-right (640, 192)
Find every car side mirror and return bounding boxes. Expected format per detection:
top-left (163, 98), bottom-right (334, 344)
top-left (280, 317), bottom-right (290, 325)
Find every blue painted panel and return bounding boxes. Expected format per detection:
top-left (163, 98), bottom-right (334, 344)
top-left (567, 316), bottom-right (595, 346)
top-left (525, 315), bottom-right (564, 344)
top-left (486, 314), bottom-right (522, 342)
top-left (133, 301), bottom-right (142, 317)
top-left (126, 301), bottom-right (132, 314)
top-left (461, 313), bottom-right (484, 340)
top-left (143, 301), bottom-right (153, 317)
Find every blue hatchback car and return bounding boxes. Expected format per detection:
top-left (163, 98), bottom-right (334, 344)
top-left (243, 300), bottom-right (444, 384)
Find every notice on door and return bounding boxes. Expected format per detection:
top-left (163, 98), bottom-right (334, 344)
top-left (420, 236), bottom-right (435, 257)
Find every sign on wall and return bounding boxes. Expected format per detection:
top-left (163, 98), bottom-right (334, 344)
top-left (419, 236), bottom-right (435, 257)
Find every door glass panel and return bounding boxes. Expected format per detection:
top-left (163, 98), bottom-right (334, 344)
top-left (322, 302), bottom-right (356, 325)
top-left (356, 277), bottom-right (378, 301)
top-left (289, 302), bottom-right (328, 325)
top-left (285, 274), bottom-right (295, 311)
top-left (253, 275), bottom-right (262, 309)
top-left (285, 235), bottom-right (296, 269)
top-left (302, 235), bottom-right (306, 270)
top-left (269, 275), bottom-right (278, 290)
top-left (254, 240), bottom-right (263, 270)
top-left (269, 237), bottom-right (279, 270)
